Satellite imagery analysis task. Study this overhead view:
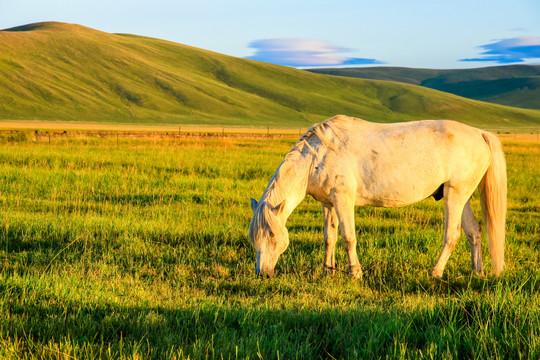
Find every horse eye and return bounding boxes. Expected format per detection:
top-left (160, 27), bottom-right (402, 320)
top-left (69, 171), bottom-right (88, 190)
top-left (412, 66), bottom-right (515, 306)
top-left (269, 232), bottom-right (275, 238)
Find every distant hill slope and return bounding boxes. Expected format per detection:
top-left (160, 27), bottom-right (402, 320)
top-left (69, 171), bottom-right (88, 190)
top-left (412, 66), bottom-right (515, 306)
top-left (1, 22), bottom-right (540, 129)
top-left (308, 65), bottom-right (540, 111)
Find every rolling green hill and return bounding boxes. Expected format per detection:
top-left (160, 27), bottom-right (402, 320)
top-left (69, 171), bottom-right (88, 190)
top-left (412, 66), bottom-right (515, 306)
top-left (308, 65), bottom-right (540, 111)
top-left (1, 22), bottom-right (540, 129)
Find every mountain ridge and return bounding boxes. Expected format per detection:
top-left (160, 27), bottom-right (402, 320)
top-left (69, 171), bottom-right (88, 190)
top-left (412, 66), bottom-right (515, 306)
top-left (308, 65), bottom-right (540, 111)
top-left (1, 22), bottom-right (539, 129)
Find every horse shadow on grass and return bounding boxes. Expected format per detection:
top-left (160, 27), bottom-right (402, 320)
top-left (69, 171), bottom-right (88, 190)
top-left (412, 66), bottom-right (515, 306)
top-left (2, 277), bottom-right (535, 359)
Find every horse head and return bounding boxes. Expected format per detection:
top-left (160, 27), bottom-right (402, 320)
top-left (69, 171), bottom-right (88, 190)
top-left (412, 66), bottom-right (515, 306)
top-left (249, 198), bottom-right (289, 278)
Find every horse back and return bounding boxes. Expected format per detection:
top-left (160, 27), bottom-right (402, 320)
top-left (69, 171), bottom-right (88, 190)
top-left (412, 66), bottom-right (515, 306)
top-left (309, 118), bottom-right (491, 208)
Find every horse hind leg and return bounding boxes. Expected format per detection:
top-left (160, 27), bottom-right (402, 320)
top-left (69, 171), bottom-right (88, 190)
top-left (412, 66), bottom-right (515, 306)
top-left (430, 185), bottom-right (470, 279)
top-left (462, 199), bottom-right (484, 276)
top-left (322, 204), bottom-right (338, 276)
top-left (333, 197), bottom-right (362, 279)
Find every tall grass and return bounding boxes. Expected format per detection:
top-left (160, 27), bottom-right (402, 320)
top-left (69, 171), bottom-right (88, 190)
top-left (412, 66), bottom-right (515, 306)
top-left (0, 135), bottom-right (538, 359)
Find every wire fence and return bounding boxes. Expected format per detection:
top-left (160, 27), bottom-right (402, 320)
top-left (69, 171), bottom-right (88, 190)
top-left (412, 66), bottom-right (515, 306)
top-left (0, 126), bottom-right (538, 143)
top-left (0, 128), bottom-right (305, 143)
top-left (484, 128), bottom-right (540, 142)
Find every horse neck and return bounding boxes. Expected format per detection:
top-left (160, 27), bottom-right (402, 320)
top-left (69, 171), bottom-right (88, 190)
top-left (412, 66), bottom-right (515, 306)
top-left (261, 149), bottom-right (312, 219)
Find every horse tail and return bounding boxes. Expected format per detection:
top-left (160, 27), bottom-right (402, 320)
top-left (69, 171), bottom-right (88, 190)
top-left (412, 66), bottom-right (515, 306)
top-left (479, 131), bottom-right (507, 276)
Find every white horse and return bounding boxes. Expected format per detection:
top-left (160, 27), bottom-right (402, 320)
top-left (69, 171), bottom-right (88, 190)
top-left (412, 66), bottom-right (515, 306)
top-left (249, 115), bottom-right (507, 279)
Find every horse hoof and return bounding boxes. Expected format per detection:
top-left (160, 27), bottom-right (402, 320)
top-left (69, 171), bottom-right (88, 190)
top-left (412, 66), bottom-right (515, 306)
top-left (429, 269), bottom-right (443, 280)
top-left (322, 270), bottom-right (336, 277)
top-left (350, 265), bottom-right (363, 280)
top-left (473, 270), bottom-right (486, 277)
top-left (322, 265), bottom-right (337, 277)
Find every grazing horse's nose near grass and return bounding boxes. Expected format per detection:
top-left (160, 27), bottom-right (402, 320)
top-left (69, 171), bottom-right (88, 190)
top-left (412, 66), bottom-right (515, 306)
top-left (255, 251), bottom-right (274, 278)
top-left (255, 267), bottom-right (274, 278)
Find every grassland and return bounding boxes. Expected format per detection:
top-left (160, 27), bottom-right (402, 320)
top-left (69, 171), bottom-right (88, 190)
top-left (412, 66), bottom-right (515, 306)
top-left (0, 132), bottom-right (538, 359)
top-left (2, 22), bottom-right (540, 129)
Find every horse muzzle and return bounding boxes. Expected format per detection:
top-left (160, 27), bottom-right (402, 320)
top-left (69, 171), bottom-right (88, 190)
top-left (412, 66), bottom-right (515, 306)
top-left (255, 252), bottom-right (275, 278)
top-left (255, 250), bottom-right (278, 278)
top-left (255, 267), bottom-right (275, 278)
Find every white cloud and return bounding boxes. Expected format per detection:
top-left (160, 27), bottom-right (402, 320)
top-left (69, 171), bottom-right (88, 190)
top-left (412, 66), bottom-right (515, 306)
top-left (246, 38), bottom-right (383, 67)
top-left (461, 36), bottom-right (540, 64)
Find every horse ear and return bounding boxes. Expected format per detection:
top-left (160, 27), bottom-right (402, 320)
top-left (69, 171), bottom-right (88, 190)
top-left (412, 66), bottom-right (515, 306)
top-left (272, 200), bottom-right (286, 215)
top-left (250, 198), bottom-right (258, 212)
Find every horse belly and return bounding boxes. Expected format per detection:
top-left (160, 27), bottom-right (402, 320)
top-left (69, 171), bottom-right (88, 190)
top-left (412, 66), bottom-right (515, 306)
top-left (353, 151), bottom-right (447, 208)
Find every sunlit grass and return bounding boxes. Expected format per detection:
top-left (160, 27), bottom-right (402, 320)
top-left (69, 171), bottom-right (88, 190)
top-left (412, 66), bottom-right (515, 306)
top-left (0, 135), bottom-right (538, 359)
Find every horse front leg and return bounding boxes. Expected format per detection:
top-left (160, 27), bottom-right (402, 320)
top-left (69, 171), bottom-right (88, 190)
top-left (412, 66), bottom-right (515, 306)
top-left (322, 203), bottom-right (338, 276)
top-left (333, 196), bottom-right (362, 279)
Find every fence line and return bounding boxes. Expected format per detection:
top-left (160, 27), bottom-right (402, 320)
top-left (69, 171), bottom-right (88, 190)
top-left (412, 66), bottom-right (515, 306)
top-left (0, 129), bottom-right (303, 142)
top-left (0, 127), bottom-right (538, 142)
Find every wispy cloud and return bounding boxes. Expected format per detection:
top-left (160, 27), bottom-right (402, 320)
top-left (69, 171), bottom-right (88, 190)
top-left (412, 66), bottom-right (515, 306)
top-left (246, 38), bottom-right (383, 67)
top-left (460, 36), bottom-right (540, 64)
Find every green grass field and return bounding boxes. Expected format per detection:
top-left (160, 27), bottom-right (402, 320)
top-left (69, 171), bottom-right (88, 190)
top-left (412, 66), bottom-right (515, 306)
top-left (0, 133), bottom-right (538, 359)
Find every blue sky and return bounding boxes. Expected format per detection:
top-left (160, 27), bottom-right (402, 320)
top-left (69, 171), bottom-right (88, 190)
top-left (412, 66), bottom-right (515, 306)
top-left (1, 0), bottom-right (539, 69)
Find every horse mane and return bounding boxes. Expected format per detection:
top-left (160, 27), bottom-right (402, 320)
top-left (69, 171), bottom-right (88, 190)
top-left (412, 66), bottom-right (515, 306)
top-left (296, 114), bottom-right (360, 152)
top-left (258, 115), bottom-right (362, 208)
